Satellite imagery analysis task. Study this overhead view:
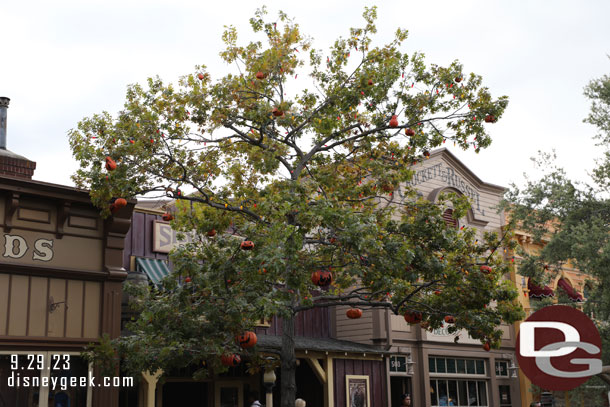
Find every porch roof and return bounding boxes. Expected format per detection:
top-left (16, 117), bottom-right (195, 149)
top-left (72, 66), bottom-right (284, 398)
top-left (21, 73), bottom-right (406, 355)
top-left (257, 335), bottom-right (389, 355)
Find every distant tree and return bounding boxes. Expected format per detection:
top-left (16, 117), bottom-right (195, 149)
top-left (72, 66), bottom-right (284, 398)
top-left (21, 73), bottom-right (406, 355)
top-left (70, 7), bottom-right (522, 406)
top-left (504, 70), bottom-right (610, 400)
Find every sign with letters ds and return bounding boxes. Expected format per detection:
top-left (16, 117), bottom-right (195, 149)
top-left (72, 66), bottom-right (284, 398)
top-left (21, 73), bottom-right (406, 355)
top-left (516, 305), bottom-right (602, 391)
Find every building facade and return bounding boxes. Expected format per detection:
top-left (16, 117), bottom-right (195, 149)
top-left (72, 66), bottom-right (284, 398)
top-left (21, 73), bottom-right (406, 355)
top-left (0, 97), bottom-right (135, 407)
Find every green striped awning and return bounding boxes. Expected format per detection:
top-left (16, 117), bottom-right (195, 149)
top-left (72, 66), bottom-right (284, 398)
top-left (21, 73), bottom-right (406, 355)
top-left (136, 258), bottom-right (170, 286)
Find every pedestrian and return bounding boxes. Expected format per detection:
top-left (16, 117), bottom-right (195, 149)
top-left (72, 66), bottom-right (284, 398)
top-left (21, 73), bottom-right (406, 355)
top-left (248, 391), bottom-right (262, 407)
top-left (295, 398), bottom-right (306, 407)
top-left (400, 393), bottom-right (411, 407)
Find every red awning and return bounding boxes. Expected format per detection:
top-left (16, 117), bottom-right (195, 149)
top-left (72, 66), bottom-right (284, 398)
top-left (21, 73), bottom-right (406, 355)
top-left (557, 278), bottom-right (584, 302)
top-left (527, 278), bottom-right (554, 298)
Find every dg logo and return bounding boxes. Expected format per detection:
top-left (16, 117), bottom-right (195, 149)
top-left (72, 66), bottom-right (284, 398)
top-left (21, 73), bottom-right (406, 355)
top-left (516, 305), bottom-right (602, 391)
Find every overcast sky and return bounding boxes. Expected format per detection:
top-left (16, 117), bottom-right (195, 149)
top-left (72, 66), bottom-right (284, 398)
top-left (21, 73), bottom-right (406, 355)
top-left (1, 0), bottom-right (609, 192)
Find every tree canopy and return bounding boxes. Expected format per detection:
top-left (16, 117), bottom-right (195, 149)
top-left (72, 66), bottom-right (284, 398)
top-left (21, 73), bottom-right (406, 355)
top-left (70, 7), bottom-right (523, 406)
top-left (505, 69), bottom-right (610, 400)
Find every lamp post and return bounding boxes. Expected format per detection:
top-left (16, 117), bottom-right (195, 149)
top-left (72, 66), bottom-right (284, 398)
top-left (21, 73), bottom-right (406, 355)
top-left (263, 367), bottom-right (277, 407)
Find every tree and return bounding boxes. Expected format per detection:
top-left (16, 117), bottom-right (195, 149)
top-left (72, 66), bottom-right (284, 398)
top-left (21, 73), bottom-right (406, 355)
top-left (70, 7), bottom-right (523, 406)
top-left (504, 70), bottom-right (610, 401)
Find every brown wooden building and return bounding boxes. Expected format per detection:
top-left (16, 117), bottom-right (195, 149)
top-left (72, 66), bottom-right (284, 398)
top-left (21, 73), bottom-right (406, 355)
top-left (0, 97), bottom-right (135, 407)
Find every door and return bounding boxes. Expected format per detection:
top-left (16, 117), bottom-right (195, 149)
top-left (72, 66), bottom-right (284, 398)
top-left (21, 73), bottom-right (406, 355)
top-left (214, 382), bottom-right (243, 407)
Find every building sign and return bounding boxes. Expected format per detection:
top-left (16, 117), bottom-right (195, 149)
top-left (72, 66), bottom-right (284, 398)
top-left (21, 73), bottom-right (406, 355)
top-left (153, 221), bottom-right (194, 254)
top-left (389, 356), bottom-right (407, 373)
top-left (405, 163), bottom-right (485, 215)
top-left (2, 234), bottom-right (54, 261)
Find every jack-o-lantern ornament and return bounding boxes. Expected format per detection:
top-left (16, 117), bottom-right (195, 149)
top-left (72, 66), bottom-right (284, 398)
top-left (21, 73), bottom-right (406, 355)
top-left (240, 240), bottom-right (254, 250)
top-left (444, 315), bottom-right (455, 324)
top-left (236, 331), bottom-right (257, 349)
top-left (346, 308), bottom-right (362, 319)
top-left (483, 342), bottom-right (491, 352)
top-left (484, 115), bottom-right (495, 123)
top-left (105, 156), bottom-right (117, 171)
top-left (479, 265), bottom-right (492, 274)
top-left (455, 76), bottom-right (462, 83)
top-left (162, 213), bottom-right (174, 221)
top-left (367, 79), bottom-right (373, 86)
top-left (404, 310), bottom-right (423, 324)
top-left (311, 270), bottom-right (333, 287)
top-left (255, 71), bottom-right (267, 80)
top-left (389, 115), bottom-right (399, 128)
top-left (405, 128), bottom-right (415, 136)
top-left (272, 107), bottom-right (284, 117)
top-left (207, 229), bottom-right (217, 237)
top-left (111, 198), bottom-right (127, 213)
top-left (220, 354), bottom-right (241, 367)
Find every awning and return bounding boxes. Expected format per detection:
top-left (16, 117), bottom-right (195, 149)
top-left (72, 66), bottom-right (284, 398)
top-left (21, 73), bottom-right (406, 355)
top-left (557, 278), bottom-right (584, 302)
top-left (527, 278), bottom-right (554, 298)
top-left (136, 257), bottom-right (171, 286)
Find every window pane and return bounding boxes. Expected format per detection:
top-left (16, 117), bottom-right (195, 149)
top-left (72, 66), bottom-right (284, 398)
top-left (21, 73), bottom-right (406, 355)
top-left (0, 355), bottom-right (41, 407)
top-left (466, 359), bottom-right (475, 374)
top-left (499, 385), bottom-right (511, 406)
top-left (49, 355), bottom-right (89, 407)
top-left (457, 359), bottom-right (466, 374)
top-left (438, 380), bottom-right (448, 405)
top-left (429, 357), bottom-right (436, 373)
top-left (458, 381), bottom-right (468, 406)
top-left (430, 380), bottom-right (438, 406)
top-left (468, 381), bottom-right (478, 406)
top-left (437, 358), bottom-right (446, 373)
top-left (496, 361), bottom-right (508, 377)
top-left (478, 381), bottom-right (488, 406)
top-left (447, 358), bottom-right (456, 373)
top-left (475, 360), bottom-right (485, 375)
top-left (448, 380), bottom-right (458, 406)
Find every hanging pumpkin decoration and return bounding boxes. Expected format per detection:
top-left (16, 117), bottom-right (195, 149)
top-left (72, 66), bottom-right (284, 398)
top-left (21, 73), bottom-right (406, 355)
top-left (367, 79), bottom-right (373, 86)
top-left (197, 73), bottom-right (205, 80)
top-left (423, 151), bottom-right (430, 158)
top-left (483, 342), bottom-right (491, 352)
top-left (389, 115), bottom-right (399, 128)
top-left (185, 276), bottom-right (192, 283)
top-left (162, 213), bottom-right (174, 221)
top-left (455, 76), bottom-right (463, 83)
top-left (404, 310), bottom-right (423, 324)
top-left (479, 265), bottom-right (492, 274)
top-left (111, 198), bottom-right (127, 213)
top-left (484, 115), bottom-right (495, 123)
top-left (405, 128), bottom-right (415, 136)
top-left (240, 240), bottom-right (254, 250)
top-left (346, 308), bottom-right (363, 319)
top-left (220, 354), bottom-right (241, 367)
top-left (255, 71), bottom-right (267, 80)
top-left (444, 315), bottom-right (455, 324)
top-left (236, 331), bottom-right (258, 349)
top-left (207, 229), bottom-right (217, 237)
top-left (272, 107), bottom-right (284, 117)
top-left (105, 156), bottom-right (117, 171)
top-left (311, 269), bottom-right (333, 286)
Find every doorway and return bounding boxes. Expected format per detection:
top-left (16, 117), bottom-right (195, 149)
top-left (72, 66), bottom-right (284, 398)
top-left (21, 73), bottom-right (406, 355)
top-left (390, 376), bottom-right (412, 407)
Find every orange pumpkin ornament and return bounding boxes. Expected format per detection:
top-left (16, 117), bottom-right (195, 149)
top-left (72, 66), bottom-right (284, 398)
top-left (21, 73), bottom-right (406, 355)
top-left (479, 265), bottom-right (492, 274)
top-left (236, 331), bottom-right (258, 349)
top-left (113, 198), bottom-right (127, 211)
top-left (207, 229), bottom-right (217, 237)
top-left (162, 213), bottom-right (174, 221)
top-left (483, 342), bottom-right (491, 352)
top-left (311, 270), bottom-right (333, 287)
top-left (105, 156), bottom-right (117, 171)
top-left (346, 308), bottom-right (362, 319)
top-left (444, 315), bottom-right (455, 324)
top-left (255, 71), bottom-right (267, 80)
top-left (484, 115), bottom-right (495, 123)
top-left (405, 128), bottom-right (415, 136)
top-left (220, 354), bottom-right (241, 367)
top-left (404, 310), bottom-right (423, 324)
top-left (240, 240), bottom-right (254, 250)
top-left (272, 108), bottom-right (284, 117)
top-left (389, 115), bottom-right (399, 128)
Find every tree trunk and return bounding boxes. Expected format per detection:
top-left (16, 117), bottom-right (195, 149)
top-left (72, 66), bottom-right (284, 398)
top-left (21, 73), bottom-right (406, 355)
top-left (280, 313), bottom-right (297, 407)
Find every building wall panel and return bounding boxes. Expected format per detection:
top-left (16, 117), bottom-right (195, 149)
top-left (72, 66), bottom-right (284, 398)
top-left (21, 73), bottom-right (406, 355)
top-left (65, 279), bottom-right (84, 337)
top-left (28, 276), bottom-right (47, 336)
top-left (7, 274), bottom-right (28, 336)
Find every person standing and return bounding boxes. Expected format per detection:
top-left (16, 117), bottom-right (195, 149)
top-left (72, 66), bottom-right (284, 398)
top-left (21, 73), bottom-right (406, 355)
top-left (400, 393), bottom-right (411, 407)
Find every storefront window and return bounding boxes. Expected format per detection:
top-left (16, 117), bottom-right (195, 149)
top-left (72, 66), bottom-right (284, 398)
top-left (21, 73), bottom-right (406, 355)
top-left (430, 379), bottom-right (488, 406)
top-left (495, 361), bottom-right (509, 377)
top-left (0, 352), bottom-right (91, 407)
top-left (429, 357), bottom-right (485, 376)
